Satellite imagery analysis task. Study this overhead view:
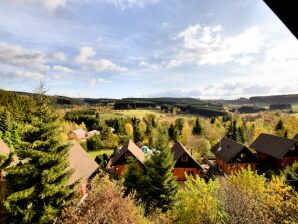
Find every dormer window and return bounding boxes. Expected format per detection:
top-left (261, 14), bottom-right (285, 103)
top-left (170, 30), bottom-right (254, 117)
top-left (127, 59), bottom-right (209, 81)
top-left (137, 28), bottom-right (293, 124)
top-left (181, 154), bottom-right (188, 162)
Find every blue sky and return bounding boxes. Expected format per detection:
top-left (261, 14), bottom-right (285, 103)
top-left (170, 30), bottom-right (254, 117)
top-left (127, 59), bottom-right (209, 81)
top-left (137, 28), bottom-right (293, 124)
top-left (0, 0), bottom-right (297, 99)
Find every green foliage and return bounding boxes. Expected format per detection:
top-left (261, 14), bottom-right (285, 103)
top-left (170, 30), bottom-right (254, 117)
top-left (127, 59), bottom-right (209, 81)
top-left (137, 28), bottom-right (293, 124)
top-left (95, 153), bottom-right (109, 169)
top-left (123, 159), bottom-right (144, 198)
top-left (283, 162), bottom-right (298, 192)
top-left (4, 86), bottom-right (75, 223)
top-left (192, 117), bottom-right (203, 135)
top-left (173, 176), bottom-right (227, 224)
top-left (237, 125), bottom-right (247, 143)
top-left (142, 127), bottom-right (178, 212)
top-left (86, 135), bottom-right (102, 151)
top-left (79, 141), bottom-right (88, 151)
top-left (175, 118), bottom-right (184, 133)
top-left (168, 124), bottom-right (180, 142)
top-left (133, 125), bottom-right (144, 143)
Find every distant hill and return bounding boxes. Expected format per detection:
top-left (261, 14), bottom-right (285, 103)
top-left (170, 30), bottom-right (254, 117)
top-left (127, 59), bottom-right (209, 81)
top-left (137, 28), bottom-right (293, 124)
top-left (249, 94), bottom-right (298, 104)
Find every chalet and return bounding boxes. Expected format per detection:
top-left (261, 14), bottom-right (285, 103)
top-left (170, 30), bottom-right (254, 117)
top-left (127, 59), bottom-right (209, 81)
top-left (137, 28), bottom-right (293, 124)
top-left (68, 141), bottom-right (99, 195)
top-left (111, 140), bottom-right (145, 177)
top-left (171, 142), bottom-right (203, 181)
top-left (250, 133), bottom-right (298, 168)
top-left (68, 128), bottom-right (86, 140)
top-left (211, 138), bottom-right (257, 175)
top-left (0, 138), bottom-right (10, 179)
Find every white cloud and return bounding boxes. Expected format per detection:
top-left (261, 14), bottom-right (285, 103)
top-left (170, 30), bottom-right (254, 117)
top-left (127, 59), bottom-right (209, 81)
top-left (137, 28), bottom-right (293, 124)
top-left (100, 0), bottom-right (160, 9)
top-left (87, 78), bottom-right (109, 87)
top-left (75, 46), bottom-right (127, 72)
top-left (0, 42), bottom-right (49, 71)
top-left (14, 70), bottom-right (44, 80)
top-left (44, 0), bottom-right (68, 12)
top-left (5, 0), bottom-right (68, 12)
top-left (52, 52), bottom-right (67, 61)
top-left (52, 65), bottom-right (73, 73)
top-left (139, 60), bottom-right (159, 70)
top-left (171, 24), bottom-right (264, 66)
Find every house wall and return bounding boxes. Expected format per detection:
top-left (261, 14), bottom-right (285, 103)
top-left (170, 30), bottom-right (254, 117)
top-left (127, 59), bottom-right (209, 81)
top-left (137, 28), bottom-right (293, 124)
top-left (115, 164), bottom-right (126, 177)
top-left (281, 156), bottom-right (298, 168)
top-left (216, 157), bottom-right (257, 175)
top-left (173, 167), bottom-right (199, 181)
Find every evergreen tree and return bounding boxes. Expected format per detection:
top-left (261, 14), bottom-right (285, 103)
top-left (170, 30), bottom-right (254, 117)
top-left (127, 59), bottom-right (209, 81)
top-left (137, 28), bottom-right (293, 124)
top-left (142, 127), bottom-right (178, 212)
top-left (168, 124), bottom-right (175, 140)
top-left (123, 159), bottom-right (144, 198)
top-left (4, 86), bottom-right (75, 223)
top-left (210, 116), bottom-right (216, 124)
top-left (133, 125), bottom-right (143, 143)
top-left (275, 120), bottom-right (284, 131)
top-left (238, 125), bottom-right (247, 143)
top-left (192, 117), bottom-right (203, 135)
top-left (226, 121), bottom-right (238, 141)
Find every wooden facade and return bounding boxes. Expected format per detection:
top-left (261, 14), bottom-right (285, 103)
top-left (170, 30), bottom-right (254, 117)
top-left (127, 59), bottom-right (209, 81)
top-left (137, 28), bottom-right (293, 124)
top-left (251, 133), bottom-right (298, 169)
top-left (111, 140), bottom-right (145, 177)
top-left (212, 138), bottom-right (258, 175)
top-left (171, 142), bottom-right (203, 181)
top-left (216, 157), bottom-right (257, 174)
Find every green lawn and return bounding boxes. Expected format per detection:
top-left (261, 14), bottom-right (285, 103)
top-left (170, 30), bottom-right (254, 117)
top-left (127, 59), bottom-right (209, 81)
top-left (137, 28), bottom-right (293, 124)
top-left (113, 109), bottom-right (163, 118)
top-left (88, 148), bottom-right (114, 159)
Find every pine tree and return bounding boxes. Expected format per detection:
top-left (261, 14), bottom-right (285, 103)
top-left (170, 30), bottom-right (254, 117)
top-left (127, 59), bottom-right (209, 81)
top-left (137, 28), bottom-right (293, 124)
top-left (123, 159), bottom-right (144, 198)
top-left (192, 117), bottom-right (203, 135)
top-left (226, 121), bottom-right (238, 141)
top-left (4, 86), bottom-right (75, 223)
top-left (142, 127), bottom-right (178, 212)
top-left (238, 125), bottom-right (247, 143)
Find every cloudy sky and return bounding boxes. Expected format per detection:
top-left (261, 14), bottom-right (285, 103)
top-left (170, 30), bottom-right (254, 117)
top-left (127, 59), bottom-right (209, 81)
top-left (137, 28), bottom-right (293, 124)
top-left (0, 0), bottom-right (297, 99)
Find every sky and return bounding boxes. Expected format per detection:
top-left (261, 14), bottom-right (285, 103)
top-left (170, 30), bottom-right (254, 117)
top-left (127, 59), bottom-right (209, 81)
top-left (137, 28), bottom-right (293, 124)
top-left (0, 0), bottom-right (298, 99)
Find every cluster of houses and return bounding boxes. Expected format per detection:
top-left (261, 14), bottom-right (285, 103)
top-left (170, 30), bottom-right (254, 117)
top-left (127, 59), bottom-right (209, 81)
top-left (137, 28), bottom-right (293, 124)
top-left (109, 133), bottom-right (298, 179)
top-left (1, 132), bottom-right (297, 201)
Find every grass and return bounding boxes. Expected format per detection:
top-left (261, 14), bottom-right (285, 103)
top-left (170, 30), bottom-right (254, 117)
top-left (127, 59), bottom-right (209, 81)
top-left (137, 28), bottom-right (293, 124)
top-left (113, 109), bottom-right (163, 118)
top-left (292, 104), bottom-right (298, 113)
top-left (88, 148), bottom-right (114, 159)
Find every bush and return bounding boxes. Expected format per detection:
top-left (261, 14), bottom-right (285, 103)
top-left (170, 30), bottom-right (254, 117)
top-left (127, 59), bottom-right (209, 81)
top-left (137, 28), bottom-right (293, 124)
top-left (86, 135), bottom-right (102, 151)
top-left (57, 175), bottom-right (150, 224)
top-left (80, 141), bottom-right (88, 151)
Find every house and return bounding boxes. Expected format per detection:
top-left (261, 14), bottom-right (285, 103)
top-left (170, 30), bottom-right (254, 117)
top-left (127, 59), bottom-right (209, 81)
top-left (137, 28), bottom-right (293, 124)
top-left (171, 142), bottom-right (203, 181)
top-left (68, 128), bottom-right (86, 140)
top-left (87, 130), bottom-right (100, 138)
top-left (211, 138), bottom-right (257, 175)
top-left (68, 141), bottom-right (99, 195)
top-left (0, 138), bottom-right (10, 179)
top-left (250, 133), bottom-right (298, 168)
top-left (111, 140), bottom-right (145, 177)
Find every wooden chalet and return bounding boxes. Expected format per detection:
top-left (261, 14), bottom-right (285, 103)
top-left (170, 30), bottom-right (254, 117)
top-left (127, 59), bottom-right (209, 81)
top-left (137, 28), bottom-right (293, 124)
top-left (111, 140), bottom-right (145, 177)
top-left (250, 133), bottom-right (298, 168)
top-left (68, 141), bottom-right (99, 195)
top-left (171, 142), bottom-right (203, 181)
top-left (211, 138), bottom-right (257, 174)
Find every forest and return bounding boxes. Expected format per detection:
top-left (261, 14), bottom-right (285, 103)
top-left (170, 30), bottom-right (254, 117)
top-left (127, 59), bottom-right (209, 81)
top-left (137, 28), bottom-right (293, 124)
top-left (0, 88), bottom-right (298, 224)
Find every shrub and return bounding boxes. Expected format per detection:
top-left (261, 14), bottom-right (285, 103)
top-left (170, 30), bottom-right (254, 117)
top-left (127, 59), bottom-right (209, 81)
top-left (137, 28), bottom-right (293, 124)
top-left (58, 175), bottom-right (150, 224)
top-left (86, 135), bottom-right (102, 151)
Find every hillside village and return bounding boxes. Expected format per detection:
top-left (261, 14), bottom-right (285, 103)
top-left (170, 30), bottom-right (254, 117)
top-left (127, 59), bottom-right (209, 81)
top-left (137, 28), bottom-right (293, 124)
top-left (1, 89), bottom-right (298, 223)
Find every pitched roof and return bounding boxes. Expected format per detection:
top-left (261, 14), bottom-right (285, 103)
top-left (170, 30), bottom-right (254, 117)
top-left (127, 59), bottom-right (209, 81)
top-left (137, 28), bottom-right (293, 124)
top-left (250, 133), bottom-right (297, 159)
top-left (0, 138), bottom-right (10, 155)
top-left (70, 129), bottom-right (86, 137)
top-left (171, 142), bottom-right (202, 169)
top-left (294, 133), bottom-right (298, 140)
top-left (211, 138), bottom-right (250, 163)
top-left (111, 140), bottom-right (144, 166)
top-left (68, 141), bottom-right (98, 185)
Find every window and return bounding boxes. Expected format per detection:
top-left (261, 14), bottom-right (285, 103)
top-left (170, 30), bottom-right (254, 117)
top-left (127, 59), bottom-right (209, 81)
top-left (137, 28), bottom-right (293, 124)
top-left (240, 153), bottom-right (246, 159)
top-left (187, 170), bottom-right (194, 176)
top-left (181, 154), bottom-right (188, 162)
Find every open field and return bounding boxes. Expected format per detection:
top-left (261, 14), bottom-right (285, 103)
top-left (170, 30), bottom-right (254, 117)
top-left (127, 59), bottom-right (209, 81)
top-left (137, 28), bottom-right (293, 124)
top-left (113, 109), bottom-right (163, 118)
top-left (88, 148), bottom-right (114, 159)
top-left (292, 104), bottom-right (298, 113)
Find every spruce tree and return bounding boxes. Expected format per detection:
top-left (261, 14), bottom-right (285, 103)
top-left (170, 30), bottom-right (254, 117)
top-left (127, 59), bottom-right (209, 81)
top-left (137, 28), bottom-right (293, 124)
top-left (4, 86), bottom-right (75, 223)
top-left (192, 117), bottom-right (203, 135)
top-left (238, 125), bottom-right (247, 143)
top-left (142, 127), bottom-right (178, 212)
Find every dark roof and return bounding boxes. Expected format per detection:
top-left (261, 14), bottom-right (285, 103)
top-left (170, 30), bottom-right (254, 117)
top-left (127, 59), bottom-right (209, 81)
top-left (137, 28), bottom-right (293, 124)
top-left (68, 141), bottom-right (99, 185)
top-left (250, 133), bottom-right (297, 159)
top-left (211, 138), bottom-right (251, 163)
top-left (111, 140), bottom-right (144, 166)
top-left (294, 133), bottom-right (298, 140)
top-left (171, 142), bottom-right (203, 169)
top-left (0, 138), bottom-right (10, 155)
